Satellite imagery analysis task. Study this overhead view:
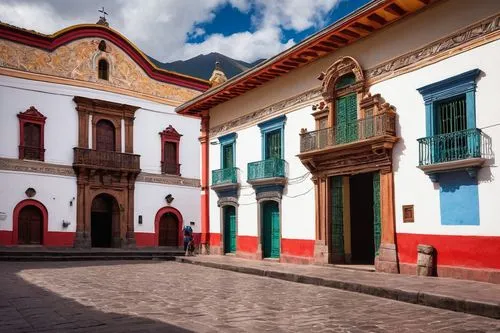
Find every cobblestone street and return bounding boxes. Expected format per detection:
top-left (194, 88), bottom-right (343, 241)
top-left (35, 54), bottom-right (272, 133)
top-left (0, 261), bottom-right (499, 333)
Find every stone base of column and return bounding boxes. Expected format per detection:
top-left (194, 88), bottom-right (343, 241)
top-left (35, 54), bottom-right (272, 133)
top-left (73, 231), bottom-right (91, 248)
top-left (375, 243), bottom-right (399, 273)
top-left (125, 232), bottom-right (136, 248)
top-left (313, 240), bottom-right (330, 265)
top-left (256, 243), bottom-right (263, 260)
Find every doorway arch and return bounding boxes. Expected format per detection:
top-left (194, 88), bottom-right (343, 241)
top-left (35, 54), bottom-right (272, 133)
top-left (154, 207), bottom-right (183, 247)
top-left (222, 205), bottom-right (237, 254)
top-left (91, 193), bottom-right (120, 248)
top-left (12, 199), bottom-right (48, 245)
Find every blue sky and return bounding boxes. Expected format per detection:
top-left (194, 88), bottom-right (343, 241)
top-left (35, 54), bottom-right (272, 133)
top-left (0, 0), bottom-right (372, 62)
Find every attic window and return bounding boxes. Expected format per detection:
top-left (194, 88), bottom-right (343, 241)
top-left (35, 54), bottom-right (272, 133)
top-left (98, 59), bottom-right (109, 80)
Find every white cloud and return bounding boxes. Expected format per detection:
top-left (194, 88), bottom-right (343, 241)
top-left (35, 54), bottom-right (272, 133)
top-left (0, 0), bottom-right (342, 62)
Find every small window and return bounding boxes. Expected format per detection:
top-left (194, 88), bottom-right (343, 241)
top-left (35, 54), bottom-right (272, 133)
top-left (98, 59), bottom-right (109, 80)
top-left (17, 106), bottom-right (46, 161)
top-left (335, 73), bottom-right (356, 89)
top-left (159, 125), bottom-right (182, 176)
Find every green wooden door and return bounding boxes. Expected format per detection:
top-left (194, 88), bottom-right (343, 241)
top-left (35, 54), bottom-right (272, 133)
top-left (335, 93), bottom-right (358, 144)
top-left (223, 206), bottom-right (236, 253)
top-left (372, 172), bottom-right (381, 256)
top-left (265, 130), bottom-right (282, 159)
top-left (331, 176), bottom-right (345, 258)
top-left (262, 201), bottom-right (280, 258)
top-left (222, 143), bottom-right (234, 169)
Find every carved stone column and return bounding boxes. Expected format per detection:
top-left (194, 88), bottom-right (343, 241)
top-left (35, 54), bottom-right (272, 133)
top-left (375, 169), bottom-right (399, 273)
top-left (124, 117), bottom-right (134, 153)
top-left (313, 175), bottom-right (329, 264)
top-left (74, 168), bottom-right (91, 248)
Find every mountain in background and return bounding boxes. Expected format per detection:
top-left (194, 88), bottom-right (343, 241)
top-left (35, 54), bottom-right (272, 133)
top-left (150, 52), bottom-right (265, 81)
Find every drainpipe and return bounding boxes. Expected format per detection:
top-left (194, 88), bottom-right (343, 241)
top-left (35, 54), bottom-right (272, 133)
top-left (199, 112), bottom-right (210, 254)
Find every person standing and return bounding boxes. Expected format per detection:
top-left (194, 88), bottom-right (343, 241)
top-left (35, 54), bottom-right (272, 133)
top-left (183, 224), bottom-right (193, 255)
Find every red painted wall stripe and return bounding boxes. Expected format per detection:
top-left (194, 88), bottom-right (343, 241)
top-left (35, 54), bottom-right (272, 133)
top-left (0, 230), bottom-right (74, 247)
top-left (281, 238), bottom-right (315, 257)
top-left (396, 233), bottom-right (500, 269)
top-left (135, 232), bottom-right (155, 247)
top-left (237, 235), bottom-right (259, 253)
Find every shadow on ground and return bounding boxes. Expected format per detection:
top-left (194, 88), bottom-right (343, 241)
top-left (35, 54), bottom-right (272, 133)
top-left (0, 261), bottom-right (194, 333)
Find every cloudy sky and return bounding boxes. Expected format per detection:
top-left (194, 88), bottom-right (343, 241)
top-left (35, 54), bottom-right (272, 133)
top-left (0, 0), bottom-right (370, 63)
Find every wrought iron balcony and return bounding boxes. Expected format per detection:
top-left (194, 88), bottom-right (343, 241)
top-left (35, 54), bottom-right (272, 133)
top-left (212, 167), bottom-right (240, 186)
top-left (73, 147), bottom-right (140, 172)
top-left (161, 162), bottom-right (181, 175)
top-left (299, 112), bottom-right (396, 153)
top-left (247, 158), bottom-right (288, 183)
top-left (417, 129), bottom-right (489, 179)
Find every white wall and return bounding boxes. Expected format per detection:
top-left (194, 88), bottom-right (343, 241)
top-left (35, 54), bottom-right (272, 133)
top-left (134, 182), bottom-right (201, 234)
top-left (371, 39), bottom-right (500, 237)
top-left (0, 75), bottom-right (200, 179)
top-left (209, 105), bottom-right (316, 240)
top-left (0, 171), bottom-right (77, 232)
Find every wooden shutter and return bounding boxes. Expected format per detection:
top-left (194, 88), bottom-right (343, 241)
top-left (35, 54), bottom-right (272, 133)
top-left (163, 141), bottom-right (178, 174)
top-left (271, 210), bottom-right (280, 258)
top-left (435, 95), bottom-right (467, 162)
top-left (335, 93), bottom-right (358, 144)
top-left (96, 120), bottom-right (115, 151)
top-left (265, 130), bottom-right (281, 159)
top-left (222, 144), bottom-right (234, 169)
top-left (23, 123), bottom-right (41, 160)
top-left (331, 176), bottom-right (344, 257)
top-left (372, 172), bottom-right (381, 255)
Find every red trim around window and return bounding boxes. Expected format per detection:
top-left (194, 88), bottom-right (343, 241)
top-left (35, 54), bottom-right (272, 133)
top-left (12, 199), bottom-right (49, 245)
top-left (159, 125), bottom-right (182, 176)
top-left (18, 106), bottom-right (46, 161)
top-left (154, 206), bottom-right (184, 247)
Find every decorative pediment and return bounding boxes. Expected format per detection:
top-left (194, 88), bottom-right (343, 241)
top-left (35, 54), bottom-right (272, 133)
top-left (159, 125), bottom-right (182, 141)
top-left (319, 56), bottom-right (365, 101)
top-left (17, 106), bottom-right (46, 123)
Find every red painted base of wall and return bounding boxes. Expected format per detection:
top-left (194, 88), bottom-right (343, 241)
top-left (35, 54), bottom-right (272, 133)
top-left (396, 233), bottom-right (500, 269)
top-left (399, 263), bottom-right (500, 284)
top-left (0, 230), bottom-right (74, 247)
top-left (135, 232), bottom-right (156, 247)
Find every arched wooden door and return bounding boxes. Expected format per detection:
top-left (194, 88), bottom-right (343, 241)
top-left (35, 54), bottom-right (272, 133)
top-left (18, 205), bottom-right (43, 245)
top-left (96, 119), bottom-right (115, 152)
top-left (159, 213), bottom-right (179, 246)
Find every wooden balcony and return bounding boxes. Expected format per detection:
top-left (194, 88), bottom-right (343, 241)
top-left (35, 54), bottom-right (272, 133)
top-left (298, 112), bottom-right (398, 175)
top-left (73, 147), bottom-right (140, 173)
top-left (161, 162), bottom-right (181, 176)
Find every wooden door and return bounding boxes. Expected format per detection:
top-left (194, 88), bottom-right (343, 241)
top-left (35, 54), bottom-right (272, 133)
top-left (223, 206), bottom-right (236, 253)
top-left (265, 130), bottom-right (281, 159)
top-left (159, 213), bottom-right (178, 246)
top-left (262, 201), bottom-right (279, 258)
top-left (222, 144), bottom-right (234, 169)
top-left (331, 176), bottom-right (345, 258)
top-left (373, 172), bottom-right (381, 256)
top-left (163, 141), bottom-right (178, 174)
top-left (96, 120), bottom-right (115, 151)
top-left (18, 205), bottom-right (42, 245)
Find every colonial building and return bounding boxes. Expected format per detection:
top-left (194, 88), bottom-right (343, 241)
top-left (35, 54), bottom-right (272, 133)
top-left (0, 19), bottom-right (209, 248)
top-left (176, 0), bottom-right (500, 283)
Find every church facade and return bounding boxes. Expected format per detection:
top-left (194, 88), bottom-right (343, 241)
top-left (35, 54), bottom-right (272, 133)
top-left (177, 0), bottom-right (500, 283)
top-left (0, 21), bottom-right (209, 248)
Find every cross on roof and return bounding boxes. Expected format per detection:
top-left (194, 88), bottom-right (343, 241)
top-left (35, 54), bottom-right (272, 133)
top-left (98, 7), bottom-right (108, 19)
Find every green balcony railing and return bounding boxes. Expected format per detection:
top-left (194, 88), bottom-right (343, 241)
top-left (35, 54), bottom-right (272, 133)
top-left (417, 128), bottom-right (490, 166)
top-left (247, 158), bottom-right (288, 181)
top-left (212, 167), bottom-right (240, 186)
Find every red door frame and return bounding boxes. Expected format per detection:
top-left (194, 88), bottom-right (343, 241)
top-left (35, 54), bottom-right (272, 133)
top-left (154, 206), bottom-right (183, 247)
top-left (12, 199), bottom-right (49, 245)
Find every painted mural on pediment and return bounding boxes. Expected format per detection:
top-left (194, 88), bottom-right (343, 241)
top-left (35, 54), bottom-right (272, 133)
top-left (0, 38), bottom-right (200, 103)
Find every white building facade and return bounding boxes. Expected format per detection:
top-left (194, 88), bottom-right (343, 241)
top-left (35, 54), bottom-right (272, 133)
top-left (177, 0), bottom-right (500, 283)
top-left (0, 22), bottom-right (207, 248)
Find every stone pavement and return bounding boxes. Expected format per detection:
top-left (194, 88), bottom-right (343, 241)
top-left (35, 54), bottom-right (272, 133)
top-left (1, 261), bottom-right (500, 333)
top-left (178, 255), bottom-right (500, 319)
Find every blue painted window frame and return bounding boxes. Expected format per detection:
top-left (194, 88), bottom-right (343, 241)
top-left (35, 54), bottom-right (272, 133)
top-left (258, 115), bottom-right (286, 160)
top-left (218, 132), bottom-right (236, 169)
top-left (417, 69), bottom-right (480, 136)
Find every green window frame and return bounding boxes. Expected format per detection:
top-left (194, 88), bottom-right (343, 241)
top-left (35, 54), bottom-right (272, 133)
top-left (258, 115), bottom-right (286, 160)
top-left (218, 133), bottom-right (236, 169)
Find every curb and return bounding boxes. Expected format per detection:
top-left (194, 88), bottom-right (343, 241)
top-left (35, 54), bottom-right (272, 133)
top-left (176, 257), bottom-right (500, 320)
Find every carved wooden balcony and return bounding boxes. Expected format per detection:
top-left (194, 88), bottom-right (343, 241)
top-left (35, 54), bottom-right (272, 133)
top-left (161, 162), bottom-right (181, 176)
top-left (73, 147), bottom-right (140, 173)
top-left (298, 112), bottom-right (398, 175)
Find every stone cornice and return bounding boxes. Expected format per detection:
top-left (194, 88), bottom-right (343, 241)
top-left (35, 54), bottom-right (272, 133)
top-left (0, 157), bottom-right (200, 188)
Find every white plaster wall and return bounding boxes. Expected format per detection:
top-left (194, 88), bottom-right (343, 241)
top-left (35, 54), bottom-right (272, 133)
top-left (209, 0), bottom-right (500, 128)
top-left (134, 108), bottom-right (200, 178)
top-left (0, 75), bottom-right (201, 179)
top-left (0, 171), bottom-right (77, 232)
top-left (370, 39), bottom-right (500, 237)
top-left (134, 182), bottom-right (201, 234)
top-left (209, 106), bottom-right (315, 240)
